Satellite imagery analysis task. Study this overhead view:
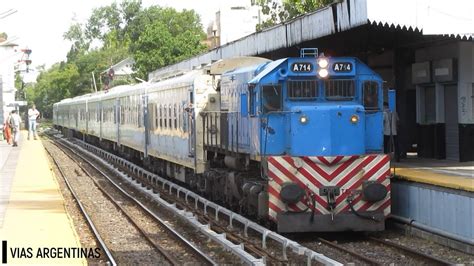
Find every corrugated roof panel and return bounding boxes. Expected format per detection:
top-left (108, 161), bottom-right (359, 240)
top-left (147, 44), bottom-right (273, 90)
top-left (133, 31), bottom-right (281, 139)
top-left (350, 0), bottom-right (368, 27)
top-left (148, 0), bottom-right (471, 78)
top-left (287, 18), bottom-right (302, 47)
top-left (337, 1), bottom-right (351, 31)
top-left (301, 7), bottom-right (335, 41)
top-left (256, 26), bottom-right (287, 54)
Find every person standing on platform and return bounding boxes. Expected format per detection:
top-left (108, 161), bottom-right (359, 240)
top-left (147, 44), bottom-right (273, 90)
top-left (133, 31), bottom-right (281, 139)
top-left (3, 112), bottom-right (12, 144)
top-left (9, 110), bottom-right (22, 147)
top-left (27, 104), bottom-right (40, 140)
top-left (383, 102), bottom-right (400, 162)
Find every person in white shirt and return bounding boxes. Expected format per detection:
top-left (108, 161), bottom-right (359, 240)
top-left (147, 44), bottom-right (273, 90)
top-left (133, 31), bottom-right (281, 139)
top-left (27, 104), bottom-right (40, 140)
top-left (383, 102), bottom-right (400, 162)
top-left (9, 110), bottom-right (22, 147)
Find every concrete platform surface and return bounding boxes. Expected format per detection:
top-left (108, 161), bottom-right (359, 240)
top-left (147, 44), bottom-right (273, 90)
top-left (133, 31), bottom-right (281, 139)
top-left (393, 158), bottom-right (474, 192)
top-left (0, 131), bottom-right (86, 265)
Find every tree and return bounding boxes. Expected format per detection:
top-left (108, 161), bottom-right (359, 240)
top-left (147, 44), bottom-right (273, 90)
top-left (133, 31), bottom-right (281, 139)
top-left (129, 7), bottom-right (207, 78)
top-left (29, 1), bottom-right (208, 117)
top-left (256, 0), bottom-right (333, 31)
top-left (28, 63), bottom-right (80, 117)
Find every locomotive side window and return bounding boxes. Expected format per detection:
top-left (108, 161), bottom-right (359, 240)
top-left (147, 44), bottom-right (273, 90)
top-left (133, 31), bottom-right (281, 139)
top-left (248, 84), bottom-right (256, 116)
top-left (287, 80), bottom-right (318, 100)
top-left (262, 85), bottom-right (282, 113)
top-left (324, 79), bottom-right (355, 101)
top-left (363, 81), bottom-right (379, 111)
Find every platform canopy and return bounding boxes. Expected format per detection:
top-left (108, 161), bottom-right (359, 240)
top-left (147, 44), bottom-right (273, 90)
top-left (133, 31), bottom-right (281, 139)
top-left (148, 0), bottom-right (473, 80)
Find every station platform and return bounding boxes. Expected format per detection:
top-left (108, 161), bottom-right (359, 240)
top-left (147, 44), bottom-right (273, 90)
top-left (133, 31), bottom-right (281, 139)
top-left (0, 131), bottom-right (85, 265)
top-left (390, 157), bottom-right (474, 252)
top-left (393, 158), bottom-right (473, 191)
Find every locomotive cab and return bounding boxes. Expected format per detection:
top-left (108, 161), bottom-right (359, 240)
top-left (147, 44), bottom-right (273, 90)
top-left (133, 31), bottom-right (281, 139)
top-left (247, 52), bottom-right (384, 158)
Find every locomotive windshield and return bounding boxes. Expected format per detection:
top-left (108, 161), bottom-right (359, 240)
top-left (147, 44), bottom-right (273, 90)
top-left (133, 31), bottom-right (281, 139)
top-left (287, 80), bottom-right (318, 100)
top-left (324, 79), bottom-right (355, 101)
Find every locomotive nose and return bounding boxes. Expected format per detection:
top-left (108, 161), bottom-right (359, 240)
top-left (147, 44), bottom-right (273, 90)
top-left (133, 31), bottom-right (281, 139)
top-left (289, 105), bottom-right (365, 156)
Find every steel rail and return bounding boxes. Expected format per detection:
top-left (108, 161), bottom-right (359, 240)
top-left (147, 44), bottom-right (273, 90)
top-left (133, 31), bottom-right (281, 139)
top-left (43, 145), bottom-right (117, 266)
top-left (317, 237), bottom-right (381, 265)
top-left (49, 137), bottom-right (216, 266)
top-left (61, 135), bottom-right (342, 266)
top-left (367, 237), bottom-right (453, 265)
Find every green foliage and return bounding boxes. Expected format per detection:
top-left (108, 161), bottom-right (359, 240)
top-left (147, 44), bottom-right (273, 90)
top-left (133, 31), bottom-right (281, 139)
top-left (256, 0), bottom-right (333, 31)
top-left (29, 63), bottom-right (80, 117)
top-left (129, 6), bottom-right (206, 79)
top-left (28, 0), bottom-right (207, 118)
top-left (130, 7), bottom-right (207, 78)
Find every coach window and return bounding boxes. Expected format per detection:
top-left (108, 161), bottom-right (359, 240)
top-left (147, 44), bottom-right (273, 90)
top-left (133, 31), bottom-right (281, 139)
top-left (139, 104), bottom-right (142, 127)
top-left (154, 105), bottom-right (158, 129)
top-left (159, 105), bottom-right (163, 128)
top-left (363, 81), bottom-right (379, 111)
top-left (164, 104), bottom-right (168, 128)
top-left (168, 105), bottom-right (172, 129)
top-left (173, 104), bottom-right (177, 129)
top-left (261, 85), bottom-right (282, 114)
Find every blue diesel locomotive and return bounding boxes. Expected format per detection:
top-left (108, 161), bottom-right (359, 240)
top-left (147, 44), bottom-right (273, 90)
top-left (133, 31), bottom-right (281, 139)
top-left (54, 48), bottom-right (391, 232)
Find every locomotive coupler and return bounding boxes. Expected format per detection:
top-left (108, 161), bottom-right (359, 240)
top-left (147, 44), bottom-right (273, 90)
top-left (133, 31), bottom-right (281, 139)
top-left (319, 186), bottom-right (340, 220)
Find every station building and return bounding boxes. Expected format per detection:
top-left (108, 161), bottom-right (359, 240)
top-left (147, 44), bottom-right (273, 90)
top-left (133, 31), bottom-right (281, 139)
top-left (150, 0), bottom-right (474, 162)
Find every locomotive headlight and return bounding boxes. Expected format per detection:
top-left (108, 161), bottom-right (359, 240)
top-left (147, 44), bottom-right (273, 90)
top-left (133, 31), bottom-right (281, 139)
top-left (299, 115), bottom-right (309, 124)
top-left (350, 114), bottom-right (359, 124)
top-left (318, 69), bottom-right (329, 78)
top-left (318, 58), bottom-right (329, 68)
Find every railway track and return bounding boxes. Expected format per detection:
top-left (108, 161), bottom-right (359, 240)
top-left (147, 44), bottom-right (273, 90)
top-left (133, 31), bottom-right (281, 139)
top-left (47, 130), bottom-right (341, 265)
top-left (46, 130), bottom-right (464, 265)
top-left (366, 236), bottom-right (453, 265)
top-left (44, 136), bottom-right (216, 265)
top-left (300, 235), bottom-right (455, 265)
top-left (44, 144), bottom-right (117, 266)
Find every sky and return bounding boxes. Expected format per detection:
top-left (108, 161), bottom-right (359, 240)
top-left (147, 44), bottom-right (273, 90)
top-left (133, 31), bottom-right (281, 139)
top-left (0, 0), bottom-right (249, 79)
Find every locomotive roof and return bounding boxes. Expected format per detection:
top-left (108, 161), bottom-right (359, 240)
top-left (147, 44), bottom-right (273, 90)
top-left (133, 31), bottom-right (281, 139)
top-left (248, 58), bottom-right (286, 84)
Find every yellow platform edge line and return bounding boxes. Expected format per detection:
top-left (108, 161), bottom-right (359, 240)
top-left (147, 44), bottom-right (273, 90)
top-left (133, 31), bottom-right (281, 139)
top-left (394, 167), bottom-right (474, 192)
top-left (0, 131), bottom-right (87, 265)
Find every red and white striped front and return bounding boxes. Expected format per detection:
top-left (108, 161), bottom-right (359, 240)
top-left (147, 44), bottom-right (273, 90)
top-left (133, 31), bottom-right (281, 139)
top-left (267, 154), bottom-right (391, 221)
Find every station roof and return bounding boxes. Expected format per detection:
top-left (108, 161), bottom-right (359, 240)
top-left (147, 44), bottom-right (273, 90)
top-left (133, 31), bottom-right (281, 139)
top-left (149, 0), bottom-right (473, 80)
